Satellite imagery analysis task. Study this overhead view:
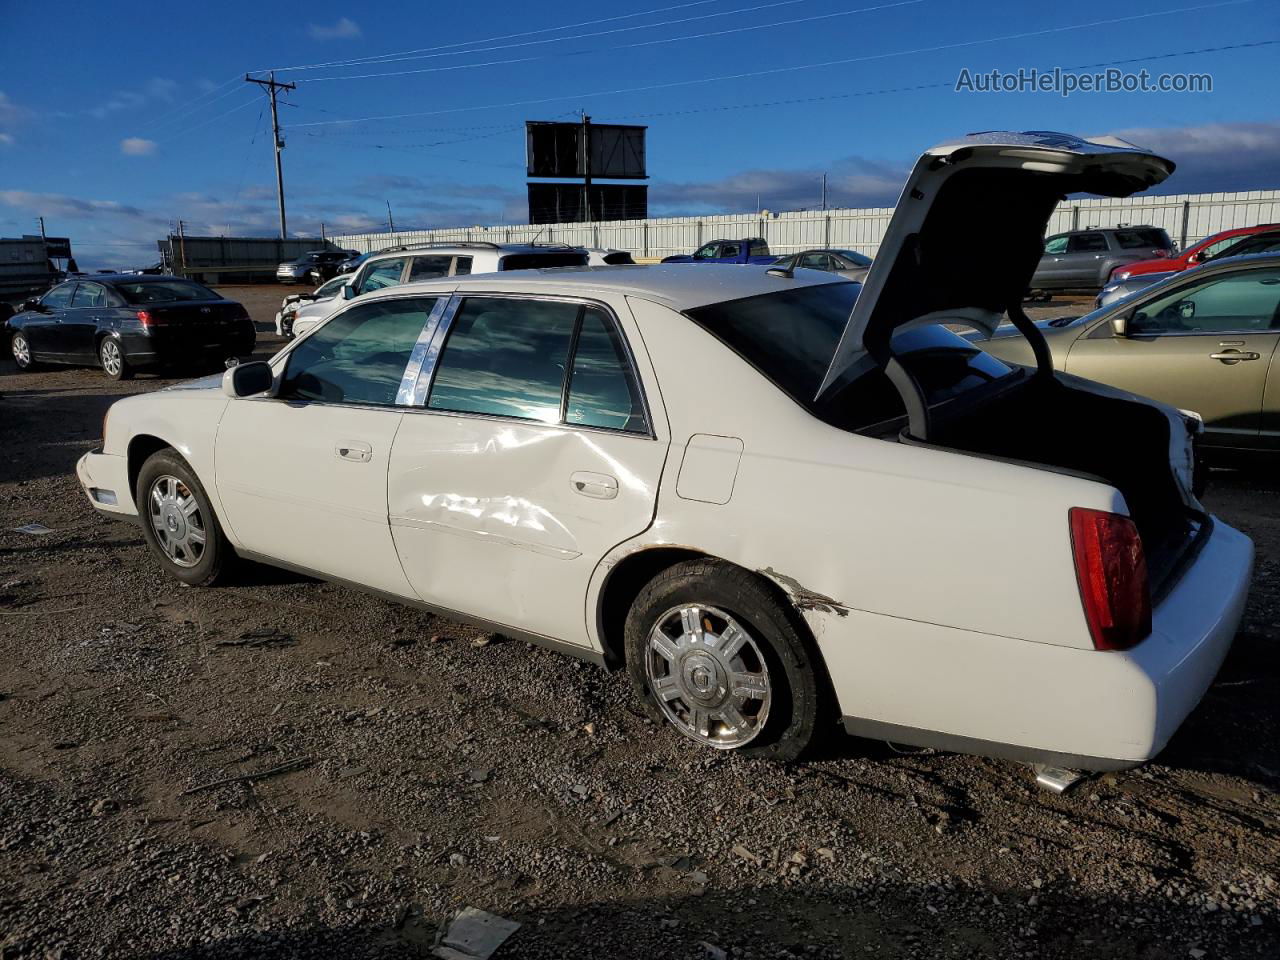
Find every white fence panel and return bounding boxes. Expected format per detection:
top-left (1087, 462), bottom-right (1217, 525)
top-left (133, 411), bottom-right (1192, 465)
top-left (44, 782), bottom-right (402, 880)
top-left (334, 189), bottom-right (1280, 259)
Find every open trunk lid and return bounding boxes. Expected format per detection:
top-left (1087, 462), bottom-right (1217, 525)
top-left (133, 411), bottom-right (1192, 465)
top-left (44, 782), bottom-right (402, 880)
top-left (815, 131), bottom-right (1174, 400)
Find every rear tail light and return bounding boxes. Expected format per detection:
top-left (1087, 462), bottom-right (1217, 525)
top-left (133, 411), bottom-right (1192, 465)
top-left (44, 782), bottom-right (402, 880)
top-left (136, 310), bottom-right (165, 329)
top-left (1069, 507), bottom-right (1151, 651)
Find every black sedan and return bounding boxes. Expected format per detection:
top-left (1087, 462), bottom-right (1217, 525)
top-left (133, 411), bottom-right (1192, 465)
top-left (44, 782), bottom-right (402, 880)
top-left (7, 275), bottom-right (255, 380)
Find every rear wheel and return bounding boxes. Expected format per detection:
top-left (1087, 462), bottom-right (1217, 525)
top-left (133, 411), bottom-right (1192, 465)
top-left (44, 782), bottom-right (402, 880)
top-left (625, 559), bottom-right (826, 761)
top-left (135, 449), bottom-right (232, 586)
top-left (99, 337), bottom-right (132, 380)
top-left (10, 332), bottom-right (37, 371)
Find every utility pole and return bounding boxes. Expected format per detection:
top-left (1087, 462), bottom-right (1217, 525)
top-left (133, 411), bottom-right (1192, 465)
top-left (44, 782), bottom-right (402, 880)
top-left (36, 216), bottom-right (46, 241)
top-left (177, 219), bottom-right (188, 277)
top-left (821, 173), bottom-right (828, 212)
top-left (244, 71), bottom-right (296, 238)
top-left (320, 222), bottom-right (326, 243)
top-left (580, 111), bottom-right (592, 224)
top-left (386, 201), bottom-right (395, 233)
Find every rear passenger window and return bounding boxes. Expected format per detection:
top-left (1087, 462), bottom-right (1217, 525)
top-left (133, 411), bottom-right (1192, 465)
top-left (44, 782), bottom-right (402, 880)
top-left (428, 298), bottom-right (579, 422)
top-left (409, 256), bottom-right (452, 281)
top-left (1067, 233), bottom-right (1108, 253)
top-left (454, 256), bottom-right (472, 276)
top-left (566, 311), bottom-right (647, 432)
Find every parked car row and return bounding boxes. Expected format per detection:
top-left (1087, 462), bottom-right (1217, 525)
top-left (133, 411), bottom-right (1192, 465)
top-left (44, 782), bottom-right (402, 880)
top-left (75, 132), bottom-right (1252, 783)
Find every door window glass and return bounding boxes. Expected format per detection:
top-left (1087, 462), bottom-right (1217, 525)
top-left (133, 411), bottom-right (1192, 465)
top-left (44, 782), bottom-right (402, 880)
top-left (566, 311), bottom-right (647, 432)
top-left (749, 240), bottom-right (769, 257)
top-left (357, 258), bottom-right (407, 294)
top-left (693, 243), bottom-right (718, 260)
top-left (409, 255), bottom-right (452, 281)
top-left (1131, 269), bottom-right (1280, 335)
top-left (428, 297), bottom-right (579, 423)
top-left (1198, 235), bottom-right (1245, 259)
top-left (71, 283), bottom-right (107, 307)
top-left (41, 283), bottom-right (76, 308)
top-left (1042, 236), bottom-right (1068, 255)
top-left (1114, 229), bottom-right (1171, 249)
top-left (280, 297), bottom-right (437, 406)
top-left (453, 256), bottom-right (473, 276)
top-left (1067, 233), bottom-right (1108, 253)
top-left (720, 243), bottom-right (742, 259)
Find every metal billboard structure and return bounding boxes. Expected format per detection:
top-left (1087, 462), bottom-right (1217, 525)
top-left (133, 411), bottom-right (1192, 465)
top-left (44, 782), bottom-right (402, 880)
top-left (526, 117), bottom-right (648, 224)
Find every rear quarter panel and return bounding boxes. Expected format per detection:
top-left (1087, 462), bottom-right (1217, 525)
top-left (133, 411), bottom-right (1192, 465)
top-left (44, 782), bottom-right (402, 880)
top-left (604, 297), bottom-right (1121, 653)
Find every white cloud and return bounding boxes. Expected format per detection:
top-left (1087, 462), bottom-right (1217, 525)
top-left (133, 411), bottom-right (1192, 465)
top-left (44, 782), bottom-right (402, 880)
top-left (120, 137), bottom-right (157, 156)
top-left (89, 78), bottom-right (177, 119)
top-left (1101, 122), bottom-right (1280, 195)
top-left (308, 17), bottom-right (361, 40)
top-left (0, 133), bottom-right (13, 146)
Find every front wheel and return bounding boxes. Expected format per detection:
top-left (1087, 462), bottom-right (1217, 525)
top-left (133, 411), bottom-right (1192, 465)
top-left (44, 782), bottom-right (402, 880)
top-left (99, 337), bottom-right (132, 380)
top-left (625, 559), bottom-right (826, 761)
top-left (10, 331), bottom-right (37, 371)
top-left (135, 449), bottom-right (232, 586)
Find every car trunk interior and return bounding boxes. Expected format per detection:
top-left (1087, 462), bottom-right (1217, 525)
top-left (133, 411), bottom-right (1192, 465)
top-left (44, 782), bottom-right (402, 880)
top-left (921, 372), bottom-right (1201, 593)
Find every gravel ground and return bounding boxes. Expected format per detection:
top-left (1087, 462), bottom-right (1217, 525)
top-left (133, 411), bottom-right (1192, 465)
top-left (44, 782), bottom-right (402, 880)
top-left (1, 286), bottom-right (1277, 959)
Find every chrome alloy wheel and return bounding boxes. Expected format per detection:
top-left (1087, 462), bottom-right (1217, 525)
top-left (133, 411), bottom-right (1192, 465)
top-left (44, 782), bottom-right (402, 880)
top-left (12, 333), bottom-right (31, 367)
top-left (645, 604), bottom-right (772, 749)
top-left (147, 475), bottom-right (207, 568)
top-left (100, 338), bottom-right (123, 377)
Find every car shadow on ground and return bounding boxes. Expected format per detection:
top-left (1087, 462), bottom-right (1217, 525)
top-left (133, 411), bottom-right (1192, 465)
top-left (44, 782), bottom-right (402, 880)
top-left (132, 881), bottom-right (1278, 959)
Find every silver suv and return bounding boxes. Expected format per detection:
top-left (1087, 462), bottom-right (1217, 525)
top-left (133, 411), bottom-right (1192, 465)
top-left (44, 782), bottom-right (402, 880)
top-left (292, 241), bottom-right (590, 338)
top-left (1028, 225), bottom-right (1173, 295)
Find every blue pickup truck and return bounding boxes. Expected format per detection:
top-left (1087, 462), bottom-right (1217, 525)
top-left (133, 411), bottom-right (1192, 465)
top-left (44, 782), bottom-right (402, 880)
top-left (661, 238), bottom-right (777, 264)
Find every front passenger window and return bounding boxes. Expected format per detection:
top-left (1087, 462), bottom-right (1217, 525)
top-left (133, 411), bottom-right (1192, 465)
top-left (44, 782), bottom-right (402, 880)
top-left (1131, 269), bottom-right (1280, 335)
top-left (280, 297), bottom-right (438, 406)
top-left (41, 283), bottom-right (76, 308)
top-left (356, 258), bottom-right (407, 294)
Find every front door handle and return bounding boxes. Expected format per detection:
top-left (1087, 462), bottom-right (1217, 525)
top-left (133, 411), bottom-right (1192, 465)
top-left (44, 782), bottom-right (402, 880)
top-left (1209, 350), bottom-right (1261, 364)
top-left (571, 471), bottom-right (618, 500)
top-left (335, 440), bottom-right (372, 462)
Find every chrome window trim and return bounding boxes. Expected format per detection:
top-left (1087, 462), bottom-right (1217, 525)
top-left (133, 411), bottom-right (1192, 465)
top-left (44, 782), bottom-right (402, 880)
top-left (394, 297), bottom-right (451, 406)
top-left (411, 291), bottom-right (656, 439)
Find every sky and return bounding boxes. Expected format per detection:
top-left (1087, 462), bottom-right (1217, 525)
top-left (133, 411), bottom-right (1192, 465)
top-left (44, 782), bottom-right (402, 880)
top-left (1, 0), bottom-right (1277, 268)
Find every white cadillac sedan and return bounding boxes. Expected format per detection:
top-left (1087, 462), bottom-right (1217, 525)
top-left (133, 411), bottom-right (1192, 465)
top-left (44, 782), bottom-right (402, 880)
top-left (78, 133), bottom-right (1252, 774)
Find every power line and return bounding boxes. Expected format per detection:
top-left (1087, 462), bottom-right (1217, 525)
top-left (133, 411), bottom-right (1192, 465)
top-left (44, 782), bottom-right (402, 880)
top-left (167, 96), bottom-right (262, 139)
top-left (141, 79), bottom-right (247, 132)
top-left (286, 0), bottom-right (1259, 129)
top-left (260, 0), bottom-right (725, 73)
top-left (294, 0), bottom-right (922, 84)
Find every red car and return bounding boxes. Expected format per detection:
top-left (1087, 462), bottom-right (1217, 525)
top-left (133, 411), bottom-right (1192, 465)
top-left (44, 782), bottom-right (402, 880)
top-left (1110, 223), bottom-right (1280, 281)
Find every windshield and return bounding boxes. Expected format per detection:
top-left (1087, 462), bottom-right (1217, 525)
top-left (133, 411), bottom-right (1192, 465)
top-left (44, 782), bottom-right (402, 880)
top-left (833, 250), bottom-right (873, 266)
top-left (115, 279), bottom-right (220, 303)
top-left (499, 253), bottom-right (589, 270)
top-left (685, 283), bottom-right (1015, 431)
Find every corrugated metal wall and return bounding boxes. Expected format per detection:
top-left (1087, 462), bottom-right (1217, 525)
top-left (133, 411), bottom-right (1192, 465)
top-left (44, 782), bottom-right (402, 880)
top-left (332, 188), bottom-right (1280, 259)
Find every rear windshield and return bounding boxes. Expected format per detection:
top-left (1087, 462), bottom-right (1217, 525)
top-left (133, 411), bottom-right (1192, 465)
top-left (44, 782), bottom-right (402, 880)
top-left (115, 280), bottom-right (220, 304)
top-left (684, 283), bottom-right (1015, 431)
top-left (834, 249), bottom-right (873, 266)
top-left (1114, 228), bottom-right (1171, 249)
top-left (500, 253), bottom-right (589, 270)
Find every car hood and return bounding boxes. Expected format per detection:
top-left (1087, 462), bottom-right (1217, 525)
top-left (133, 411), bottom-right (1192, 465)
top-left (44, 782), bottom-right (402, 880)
top-left (815, 130), bottom-right (1174, 400)
top-left (1118, 256), bottom-right (1184, 277)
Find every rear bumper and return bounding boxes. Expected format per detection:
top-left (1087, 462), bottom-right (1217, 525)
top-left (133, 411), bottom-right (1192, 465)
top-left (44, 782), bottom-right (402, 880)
top-left (824, 517), bottom-right (1252, 770)
top-left (76, 450), bottom-right (138, 521)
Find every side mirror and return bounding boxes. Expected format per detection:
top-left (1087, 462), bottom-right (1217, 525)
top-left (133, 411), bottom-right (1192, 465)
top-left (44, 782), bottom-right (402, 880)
top-left (341, 284), bottom-right (356, 300)
top-left (221, 360), bottom-right (274, 398)
top-left (1110, 314), bottom-right (1129, 337)
top-left (20, 299), bottom-right (42, 312)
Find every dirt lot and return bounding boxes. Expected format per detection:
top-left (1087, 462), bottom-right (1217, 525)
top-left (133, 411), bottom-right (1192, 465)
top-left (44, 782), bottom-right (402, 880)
top-left (1, 286), bottom-right (1277, 959)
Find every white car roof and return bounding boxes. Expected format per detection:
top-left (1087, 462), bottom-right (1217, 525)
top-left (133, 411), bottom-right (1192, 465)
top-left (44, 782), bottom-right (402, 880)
top-left (360, 263), bottom-right (847, 311)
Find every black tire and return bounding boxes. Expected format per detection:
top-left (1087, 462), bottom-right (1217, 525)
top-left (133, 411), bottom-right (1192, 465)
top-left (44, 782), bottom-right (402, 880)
top-left (99, 336), bottom-right (133, 381)
top-left (625, 558), bottom-right (827, 761)
top-left (135, 449), bottom-right (232, 586)
top-left (10, 331), bottom-right (38, 371)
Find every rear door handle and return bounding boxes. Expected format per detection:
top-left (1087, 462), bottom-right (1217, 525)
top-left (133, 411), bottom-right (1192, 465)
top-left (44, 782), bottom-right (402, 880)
top-left (571, 471), bottom-right (618, 500)
top-left (335, 440), bottom-right (372, 462)
top-left (1209, 351), bottom-right (1260, 363)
